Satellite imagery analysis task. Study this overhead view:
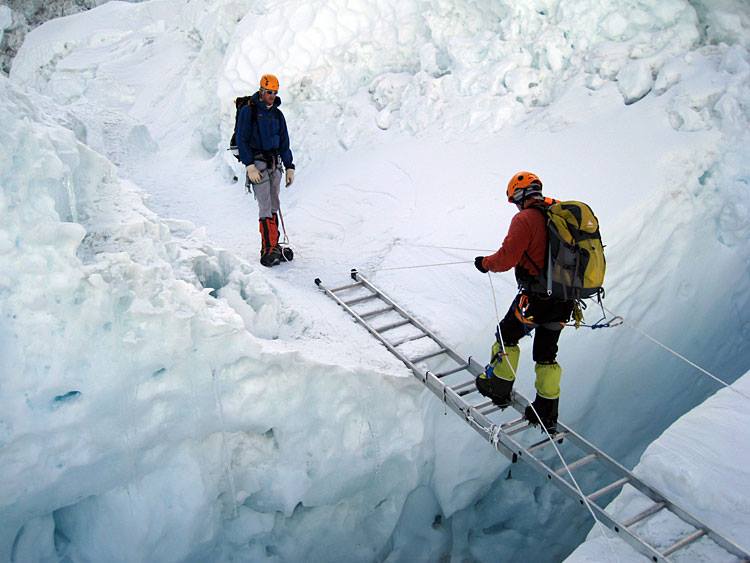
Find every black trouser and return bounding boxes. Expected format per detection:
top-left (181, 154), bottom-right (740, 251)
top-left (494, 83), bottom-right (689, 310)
top-left (499, 293), bottom-right (575, 363)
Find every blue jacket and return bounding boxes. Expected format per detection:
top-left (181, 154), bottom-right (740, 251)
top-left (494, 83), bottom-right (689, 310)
top-left (236, 92), bottom-right (294, 169)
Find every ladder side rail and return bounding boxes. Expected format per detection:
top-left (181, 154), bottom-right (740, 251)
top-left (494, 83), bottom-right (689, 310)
top-left (556, 423), bottom-right (750, 560)
top-left (494, 431), bottom-right (669, 563)
top-left (354, 272), bottom-right (470, 368)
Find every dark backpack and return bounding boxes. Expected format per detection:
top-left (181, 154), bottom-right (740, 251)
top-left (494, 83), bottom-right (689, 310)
top-left (530, 201), bottom-right (606, 300)
top-left (229, 96), bottom-right (257, 161)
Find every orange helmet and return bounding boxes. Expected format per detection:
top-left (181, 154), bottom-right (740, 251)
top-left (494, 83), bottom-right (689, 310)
top-left (506, 171), bottom-right (543, 203)
top-left (259, 74), bottom-right (279, 91)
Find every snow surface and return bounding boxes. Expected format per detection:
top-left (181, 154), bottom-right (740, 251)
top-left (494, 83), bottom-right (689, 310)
top-left (2, 0), bottom-right (750, 561)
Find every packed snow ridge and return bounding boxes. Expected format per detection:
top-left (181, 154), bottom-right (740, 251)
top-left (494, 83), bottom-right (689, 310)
top-left (2, 0), bottom-right (750, 561)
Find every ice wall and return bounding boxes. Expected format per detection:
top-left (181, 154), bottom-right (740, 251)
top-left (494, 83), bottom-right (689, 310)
top-left (217, 0), bottom-right (708, 158)
top-left (0, 74), bottom-right (435, 562)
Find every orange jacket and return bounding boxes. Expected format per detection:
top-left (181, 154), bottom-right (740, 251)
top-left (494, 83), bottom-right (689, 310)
top-left (482, 206), bottom-right (547, 276)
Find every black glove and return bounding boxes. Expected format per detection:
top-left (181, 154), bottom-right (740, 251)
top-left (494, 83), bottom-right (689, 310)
top-left (474, 256), bottom-right (488, 273)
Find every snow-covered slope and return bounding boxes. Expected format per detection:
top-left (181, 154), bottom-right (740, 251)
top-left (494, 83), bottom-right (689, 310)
top-left (0, 0), bottom-right (130, 74)
top-left (2, 0), bottom-right (750, 561)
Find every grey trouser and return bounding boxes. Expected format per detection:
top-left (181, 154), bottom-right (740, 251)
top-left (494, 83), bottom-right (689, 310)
top-left (246, 159), bottom-right (281, 219)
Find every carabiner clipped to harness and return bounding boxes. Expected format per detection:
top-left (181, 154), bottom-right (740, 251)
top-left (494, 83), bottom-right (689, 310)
top-left (572, 301), bottom-right (584, 329)
top-left (589, 315), bottom-right (624, 329)
top-left (565, 298), bottom-right (622, 330)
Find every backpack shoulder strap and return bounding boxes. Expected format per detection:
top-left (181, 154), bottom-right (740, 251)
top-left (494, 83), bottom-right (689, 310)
top-left (522, 206), bottom-right (548, 274)
top-left (234, 96), bottom-right (258, 123)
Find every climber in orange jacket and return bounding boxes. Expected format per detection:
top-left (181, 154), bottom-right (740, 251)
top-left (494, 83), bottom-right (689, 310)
top-left (473, 171), bottom-right (574, 433)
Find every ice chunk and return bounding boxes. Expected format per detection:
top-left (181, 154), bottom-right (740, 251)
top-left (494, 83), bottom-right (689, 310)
top-left (0, 6), bottom-right (12, 31)
top-left (617, 60), bottom-right (653, 104)
top-left (653, 57), bottom-right (684, 95)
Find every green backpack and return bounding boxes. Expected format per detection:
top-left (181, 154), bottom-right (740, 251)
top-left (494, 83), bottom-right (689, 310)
top-left (536, 201), bottom-right (606, 300)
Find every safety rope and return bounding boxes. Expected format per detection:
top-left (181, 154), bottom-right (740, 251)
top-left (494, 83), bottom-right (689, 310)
top-left (276, 206), bottom-right (296, 263)
top-left (406, 243), bottom-right (496, 253)
top-left (603, 305), bottom-right (750, 402)
top-left (277, 207), bottom-right (290, 244)
top-left (487, 275), bottom-right (620, 560)
top-left (367, 260), bottom-right (473, 272)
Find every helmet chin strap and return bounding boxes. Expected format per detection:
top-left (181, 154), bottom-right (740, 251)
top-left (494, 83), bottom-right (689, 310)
top-left (520, 189), bottom-right (544, 207)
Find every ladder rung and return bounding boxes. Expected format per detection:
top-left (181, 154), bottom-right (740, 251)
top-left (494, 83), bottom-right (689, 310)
top-left (374, 319), bottom-right (411, 332)
top-left (480, 404), bottom-right (501, 415)
top-left (360, 305), bottom-right (394, 319)
top-left (622, 502), bottom-right (665, 528)
top-left (662, 529), bottom-right (706, 557)
top-left (435, 364), bottom-right (470, 378)
top-left (457, 386), bottom-right (479, 397)
top-left (411, 349), bottom-right (447, 364)
top-left (472, 399), bottom-right (494, 411)
top-left (450, 380), bottom-right (475, 393)
top-left (501, 416), bottom-right (526, 430)
top-left (391, 333), bottom-right (429, 347)
top-left (343, 294), bottom-right (379, 306)
top-left (506, 421), bottom-right (531, 436)
top-left (330, 281), bottom-right (363, 293)
top-left (527, 432), bottom-right (567, 453)
top-left (587, 476), bottom-right (629, 501)
top-left (556, 453), bottom-right (597, 476)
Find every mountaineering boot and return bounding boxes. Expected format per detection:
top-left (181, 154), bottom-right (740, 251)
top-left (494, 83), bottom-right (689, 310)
top-left (260, 251), bottom-right (279, 267)
top-left (475, 344), bottom-right (520, 408)
top-left (476, 375), bottom-right (514, 408)
top-left (259, 218), bottom-right (280, 267)
top-left (524, 395), bottom-right (559, 433)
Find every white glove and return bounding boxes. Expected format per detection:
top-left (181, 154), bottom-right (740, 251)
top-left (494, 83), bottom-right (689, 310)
top-left (285, 168), bottom-right (295, 187)
top-left (246, 164), bottom-right (261, 184)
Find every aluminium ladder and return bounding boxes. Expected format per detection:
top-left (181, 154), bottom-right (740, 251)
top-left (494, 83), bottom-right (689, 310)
top-left (315, 269), bottom-right (750, 563)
